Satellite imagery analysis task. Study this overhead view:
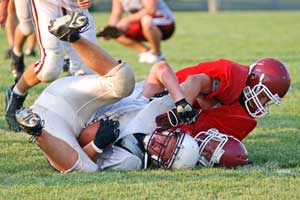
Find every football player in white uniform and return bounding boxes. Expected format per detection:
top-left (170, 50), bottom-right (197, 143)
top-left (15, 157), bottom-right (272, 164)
top-left (15, 12), bottom-right (135, 173)
top-left (15, 12), bottom-right (199, 173)
top-left (99, 0), bottom-right (175, 63)
top-left (4, 0), bottom-right (98, 132)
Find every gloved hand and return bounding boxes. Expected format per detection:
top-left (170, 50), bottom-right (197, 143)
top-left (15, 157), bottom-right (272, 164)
top-left (175, 98), bottom-right (199, 125)
top-left (92, 118), bottom-right (120, 153)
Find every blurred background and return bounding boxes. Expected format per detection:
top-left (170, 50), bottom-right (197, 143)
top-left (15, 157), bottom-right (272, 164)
top-left (91, 0), bottom-right (300, 12)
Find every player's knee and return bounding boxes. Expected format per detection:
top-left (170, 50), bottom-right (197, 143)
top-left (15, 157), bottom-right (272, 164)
top-left (152, 60), bottom-right (169, 71)
top-left (109, 62), bottom-right (135, 98)
top-left (18, 20), bottom-right (34, 35)
top-left (36, 49), bottom-right (63, 82)
top-left (141, 15), bottom-right (154, 30)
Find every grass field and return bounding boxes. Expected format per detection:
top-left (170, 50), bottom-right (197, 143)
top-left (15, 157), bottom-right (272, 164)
top-left (0, 11), bottom-right (300, 199)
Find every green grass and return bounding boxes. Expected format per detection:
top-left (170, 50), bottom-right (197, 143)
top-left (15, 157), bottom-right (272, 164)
top-left (0, 11), bottom-right (300, 199)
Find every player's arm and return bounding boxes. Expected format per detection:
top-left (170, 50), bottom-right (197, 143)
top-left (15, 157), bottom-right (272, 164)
top-left (83, 119), bottom-right (120, 161)
top-left (118, 0), bottom-right (157, 28)
top-left (155, 73), bottom-right (213, 129)
top-left (180, 73), bottom-right (213, 103)
top-left (0, 0), bottom-right (9, 27)
top-left (77, 0), bottom-right (92, 9)
top-left (108, 0), bottom-right (124, 26)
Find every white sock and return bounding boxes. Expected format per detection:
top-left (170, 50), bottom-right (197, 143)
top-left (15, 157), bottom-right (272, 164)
top-left (13, 48), bottom-right (22, 57)
top-left (13, 86), bottom-right (27, 96)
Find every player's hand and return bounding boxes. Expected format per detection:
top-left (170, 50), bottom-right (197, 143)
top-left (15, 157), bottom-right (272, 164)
top-left (116, 18), bottom-right (130, 31)
top-left (92, 118), bottom-right (120, 152)
top-left (96, 26), bottom-right (124, 39)
top-left (155, 108), bottom-right (181, 129)
top-left (77, 0), bottom-right (92, 9)
top-left (175, 98), bottom-right (199, 125)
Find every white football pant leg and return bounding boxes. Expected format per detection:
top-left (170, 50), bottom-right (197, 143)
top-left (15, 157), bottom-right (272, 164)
top-left (15, 0), bottom-right (34, 35)
top-left (33, 104), bottom-right (98, 173)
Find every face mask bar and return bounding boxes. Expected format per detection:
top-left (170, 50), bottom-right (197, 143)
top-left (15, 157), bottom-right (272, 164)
top-left (243, 73), bottom-right (282, 118)
top-left (145, 129), bottom-right (185, 169)
top-left (195, 129), bottom-right (228, 167)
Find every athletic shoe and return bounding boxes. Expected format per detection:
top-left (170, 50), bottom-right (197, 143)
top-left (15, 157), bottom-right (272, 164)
top-left (16, 107), bottom-right (44, 137)
top-left (138, 51), bottom-right (165, 64)
top-left (5, 86), bottom-right (27, 132)
top-left (48, 12), bottom-right (89, 42)
top-left (11, 51), bottom-right (25, 82)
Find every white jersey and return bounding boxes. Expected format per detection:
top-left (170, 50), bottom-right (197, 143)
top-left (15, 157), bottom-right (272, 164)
top-left (88, 81), bottom-right (176, 139)
top-left (88, 81), bottom-right (148, 137)
top-left (121, 0), bottom-right (175, 21)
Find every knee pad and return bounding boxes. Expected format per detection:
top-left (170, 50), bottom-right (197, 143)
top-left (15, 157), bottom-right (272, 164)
top-left (105, 62), bottom-right (135, 98)
top-left (18, 20), bottom-right (34, 35)
top-left (35, 49), bottom-right (64, 82)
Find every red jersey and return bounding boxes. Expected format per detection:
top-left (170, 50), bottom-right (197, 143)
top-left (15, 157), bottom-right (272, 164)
top-left (175, 59), bottom-right (256, 141)
top-left (177, 102), bottom-right (257, 141)
top-left (176, 59), bottom-right (249, 105)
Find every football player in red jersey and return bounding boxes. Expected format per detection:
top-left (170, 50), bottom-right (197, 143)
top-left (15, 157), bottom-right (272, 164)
top-left (156, 58), bottom-right (291, 141)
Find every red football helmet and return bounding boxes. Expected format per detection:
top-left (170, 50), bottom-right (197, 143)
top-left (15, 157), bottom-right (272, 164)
top-left (243, 58), bottom-right (291, 118)
top-left (144, 128), bottom-right (199, 169)
top-left (195, 129), bottom-right (248, 168)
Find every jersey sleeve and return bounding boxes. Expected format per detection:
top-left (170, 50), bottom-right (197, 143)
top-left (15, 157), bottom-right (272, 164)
top-left (176, 59), bottom-right (249, 105)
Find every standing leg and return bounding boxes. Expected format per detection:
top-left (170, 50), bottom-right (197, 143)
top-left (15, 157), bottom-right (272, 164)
top-left (4, 0), bottom-right (17, 59)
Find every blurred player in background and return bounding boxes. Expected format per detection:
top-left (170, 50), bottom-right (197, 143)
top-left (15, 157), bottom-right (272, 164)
top-left (11, 0), bottom-right (37, 81)
top-left (3, 0), bottom-right (98, 132)
top-left (1, 0), bottom-right (36, 61)
top-left (98, 0), bottom-right (175, 64)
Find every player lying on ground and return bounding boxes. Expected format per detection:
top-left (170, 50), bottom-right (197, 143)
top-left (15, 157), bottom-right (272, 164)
top-left (14, 12), bottom-right (135, 173)
top-left (15, 12), bottom-right (199, 173)
top-left (80, 81), bottom-right (249, 169)
top-left (155, 58), bottom-right (291, 141)
top-left (79, 57), bottom-right (290, 168)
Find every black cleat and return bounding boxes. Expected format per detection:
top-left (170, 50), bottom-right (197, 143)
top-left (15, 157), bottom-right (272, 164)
top-left (11, 52), bottom-right (25, 82)
top-left (16, 107), bottom-right (44, 137)
top-left (5, 86), bottom-right (27, 132)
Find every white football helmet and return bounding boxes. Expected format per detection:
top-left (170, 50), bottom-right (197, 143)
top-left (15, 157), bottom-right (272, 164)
top-left (195, 129), bottom-right (248, 168)
top-left (144, 128), bottom-right (199, 169)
